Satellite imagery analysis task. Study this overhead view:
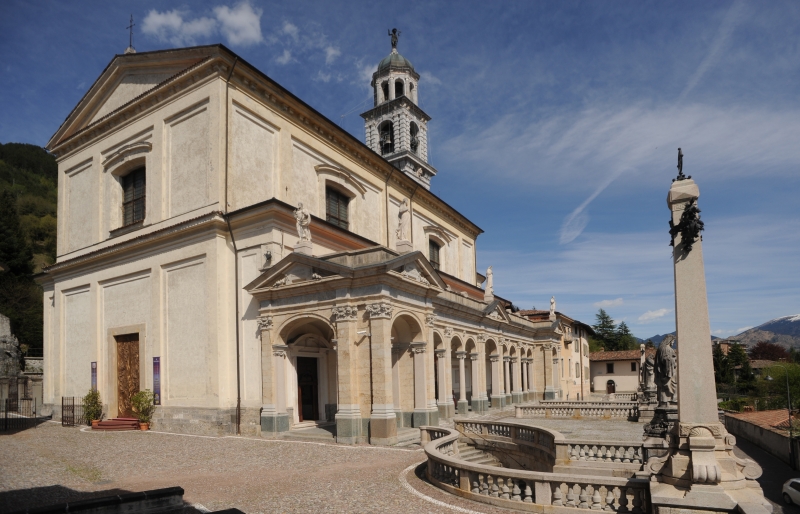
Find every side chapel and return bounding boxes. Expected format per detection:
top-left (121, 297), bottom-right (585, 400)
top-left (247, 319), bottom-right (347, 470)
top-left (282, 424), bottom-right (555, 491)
top-left (39, 35), bottom-right (590, 444)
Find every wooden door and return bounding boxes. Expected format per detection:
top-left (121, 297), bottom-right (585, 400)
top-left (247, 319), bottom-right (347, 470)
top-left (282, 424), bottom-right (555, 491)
top-left (296, 357), bottom-right (319, 422)
top-left (116, 334), bottom-right (140, 418)
top-left (606, 380), bottom-right (616, 394)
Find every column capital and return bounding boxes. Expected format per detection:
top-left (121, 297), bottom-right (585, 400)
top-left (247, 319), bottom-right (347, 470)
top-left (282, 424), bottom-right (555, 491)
top-left (503, 356), bottom-right (511, 363)
top-left (257, 315), bottom-right (273, 331)
top-left (469, 352), bottom-right (479, 361)
top-left (410, 341), bottom-right (427, 354)
top-left (272, 344), bottom-right (288, 357)
top-left (489, 355), bottom-right (499, 363)
top-left (366, 302), bottom-right (393, 319)
top-left (425, 313), bottom-right (437, 327)
top-left (332, 305), bottom-right (358, 322)
top-left (434, 348), bottom-right (446, 357)
top-left (455, 351), bottom-right (467, 359)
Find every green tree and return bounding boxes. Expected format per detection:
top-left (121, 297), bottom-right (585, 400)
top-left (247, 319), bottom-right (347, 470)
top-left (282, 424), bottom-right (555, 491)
top-left (0, 189), bottom-right (33, 276)
top-left (615, 321), bottom-right (637, 351)
top-left (727, 344), bottom-right (749, 368)
top-left (713, 344), bottom-right (733, 386)
top-left (592, 309), bottom-right (617, 351)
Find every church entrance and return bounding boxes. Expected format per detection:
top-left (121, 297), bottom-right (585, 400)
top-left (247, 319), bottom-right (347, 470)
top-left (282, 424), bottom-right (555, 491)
top-left (115, 334), bottom-right (140, 417)
top-left (296, 357), bottom-right (319, 422)
top-left (606, 380), bottom-right (616, 394)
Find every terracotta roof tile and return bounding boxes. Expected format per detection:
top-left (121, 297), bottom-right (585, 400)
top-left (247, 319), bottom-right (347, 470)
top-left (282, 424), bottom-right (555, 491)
top-left (589, 348), bottom-right (656, 362)
top-left (727, 409), bottom-right (794, 433)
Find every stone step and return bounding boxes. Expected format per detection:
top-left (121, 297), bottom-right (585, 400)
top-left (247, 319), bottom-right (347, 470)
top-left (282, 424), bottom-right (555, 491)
top-left (93, 418), bottom-right (140, 431)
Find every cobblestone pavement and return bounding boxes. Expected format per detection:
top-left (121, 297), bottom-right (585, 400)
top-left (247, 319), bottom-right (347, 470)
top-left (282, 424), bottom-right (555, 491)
top-left (1, 420), bottom-right (795, 513)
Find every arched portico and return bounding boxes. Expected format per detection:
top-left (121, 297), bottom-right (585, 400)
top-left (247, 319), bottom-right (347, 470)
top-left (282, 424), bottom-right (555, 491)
top-left (485, 339), bottom-right (504, 408)
top-left (433, 331), bottom-right (454, 419)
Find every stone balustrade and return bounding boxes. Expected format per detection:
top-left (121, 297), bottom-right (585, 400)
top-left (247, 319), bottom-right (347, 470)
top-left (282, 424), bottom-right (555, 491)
top-left (421, 423), bottom-right (650, 512)
top-left (516, 402), bottom-right (638, 421)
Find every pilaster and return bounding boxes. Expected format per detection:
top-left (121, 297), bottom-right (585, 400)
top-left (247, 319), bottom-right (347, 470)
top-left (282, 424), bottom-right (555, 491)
top-left (366, 302), bottom-right (397, 445)
top-left (333, 306), bottom-right (362, 444)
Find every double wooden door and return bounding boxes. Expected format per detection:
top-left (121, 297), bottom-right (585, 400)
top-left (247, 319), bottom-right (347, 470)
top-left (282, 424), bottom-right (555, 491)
top-left (116, 334), bottom-right (140, 418)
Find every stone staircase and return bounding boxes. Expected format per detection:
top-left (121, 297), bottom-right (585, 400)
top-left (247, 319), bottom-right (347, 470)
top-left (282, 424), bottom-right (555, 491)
top-left (456, 441), bottom-right (503, 467)
top-left (92, 417), bottom-right (140, 431)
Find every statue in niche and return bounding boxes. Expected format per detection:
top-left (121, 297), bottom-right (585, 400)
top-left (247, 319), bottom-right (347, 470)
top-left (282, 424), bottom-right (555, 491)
top-left (396, 198), bottom-right (410, 241)
top-left (655, 335), bottom-right (677, 407)
top-left (486, 266), bottom-right (494, 295)
top-left (294, 202), bottom-right (311, 242)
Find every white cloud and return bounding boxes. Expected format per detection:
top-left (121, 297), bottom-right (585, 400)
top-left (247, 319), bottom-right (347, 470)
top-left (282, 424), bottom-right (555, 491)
top-left (213, 1), bottom-right (263, 46)
top-left (594, 298), bottom-right (624, 308)
top-left (638, 309), bottom-right (671, 323)
top-left (281, 21), bottom-right (299, 40)
top-left (324, 46), bottom-right (341, 65)
top-left (275, 49), bottom-right (293, 65)
top-left (142, 9), bottom-right (216, 46)
top-left (419, 71), bottom-right (442, 86)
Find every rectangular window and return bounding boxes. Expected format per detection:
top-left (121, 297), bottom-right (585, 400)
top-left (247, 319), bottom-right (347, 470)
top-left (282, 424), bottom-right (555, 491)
top-left (606, 363), bottom-right (614, 374)
top-left (122, 167), bottom-right (146, 226)
top-left (631, 362), bottom-right (637, 372)
top-left (325, 187), bottom-right (349, 230)
top-left (429, 240), bottom-right (441, 270)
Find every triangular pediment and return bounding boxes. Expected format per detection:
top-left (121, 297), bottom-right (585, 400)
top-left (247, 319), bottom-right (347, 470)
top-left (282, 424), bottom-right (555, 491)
top-left (245, 257), bottom-right (344, 292)
top-left (386, 252), bottom-right (447, 290)
top-left (48, 46), bottom-right (223, 150)
top-left (483, 300), bottom-right (511, 323)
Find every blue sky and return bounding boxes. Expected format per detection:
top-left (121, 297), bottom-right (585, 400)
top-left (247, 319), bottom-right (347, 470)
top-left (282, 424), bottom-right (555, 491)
top-left (2, 1), bottom-right (799, 340)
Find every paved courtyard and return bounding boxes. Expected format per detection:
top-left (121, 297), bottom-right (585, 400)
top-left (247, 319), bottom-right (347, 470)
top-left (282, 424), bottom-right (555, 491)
top-left (0, 419), bottom-right (796, 513)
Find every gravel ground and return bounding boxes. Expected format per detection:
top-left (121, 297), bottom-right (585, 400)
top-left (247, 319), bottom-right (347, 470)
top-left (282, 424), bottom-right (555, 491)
top-left (1, 420), bottom-right (792, 513)
top-left (0, 422), bottom-right (519, 513)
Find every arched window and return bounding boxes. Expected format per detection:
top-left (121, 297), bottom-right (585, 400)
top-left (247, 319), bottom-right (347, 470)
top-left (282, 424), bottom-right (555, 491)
top-left (410, 122), bottom-right (419, 154)
top-left (575, 362), bottom-right (580, 378)
top-left (381, 82), bottom-right (389, 102)
top-left (379, 121), bottom-right (394, 155)
top-left (429, 239), bottom-right (441, 270)
top-left (325, 187), bottom-right (349, 230)
top-left (121, 166), bottom-right (146, 226)
top-left (395, 79), bottom-right (404, 98)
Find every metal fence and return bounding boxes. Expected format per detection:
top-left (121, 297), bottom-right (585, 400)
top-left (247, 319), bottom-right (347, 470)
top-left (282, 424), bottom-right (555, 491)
top-left (0, 398), bottom-right (39, 432)
top-left (61, 396), bottom-right (86, 427)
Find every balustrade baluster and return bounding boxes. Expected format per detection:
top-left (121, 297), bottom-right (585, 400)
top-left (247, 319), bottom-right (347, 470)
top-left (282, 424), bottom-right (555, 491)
top-left (618, 487), bottom-right (629, 513)
top-left (605, 488), bottom-right (616, 511)
top-left (512, 480), bottom-right (521, 501)
top-left (631, 489), bottom-right (643, 513)
top-left (552, 484), bottom-right (564, 506)
top-left (500, 477), bottom-right (511, 499)
top-left (523, 482), bottom-right (533, 503)
top-left (490, 475), bottom-right (499, 497)
top-left (591, 488), bottom-right (603, 510)
top-left (480, 474), bottom-right (489, 495)
top-left (566, 484), bottom-right (577, 507)
top-left (614, 448), bottom-right (622, 462)
top-left (590, 446), bottom-right (598, 461)
top-left (579, 485), bottom-right (589, 508)
top-left (581, 445), bottom-right (588, 460)
top-left (472, 476), bottom-right (480, 494)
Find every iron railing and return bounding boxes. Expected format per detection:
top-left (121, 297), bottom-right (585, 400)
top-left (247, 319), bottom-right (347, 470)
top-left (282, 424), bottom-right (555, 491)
top-left (61, 396), bottom-right (86, 427)
top-left (1, 398), bottom-right (38, 432)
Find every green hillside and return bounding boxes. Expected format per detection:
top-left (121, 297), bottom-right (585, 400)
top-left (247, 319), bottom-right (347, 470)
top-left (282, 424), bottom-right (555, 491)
top-left (0, 142), bottom-right (58, 355)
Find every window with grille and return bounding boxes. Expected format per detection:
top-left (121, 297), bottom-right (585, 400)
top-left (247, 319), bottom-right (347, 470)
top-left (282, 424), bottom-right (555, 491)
top-left (429, 240), bottom-right (441, 270)
top-left (122, 167), bottom-right (146, 226)
top-left (325, 187), bottom-right (349, 230)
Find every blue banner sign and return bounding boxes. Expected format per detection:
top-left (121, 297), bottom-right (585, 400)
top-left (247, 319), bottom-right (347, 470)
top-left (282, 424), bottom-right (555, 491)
top-left (153, 357), bottom-right (161, 405)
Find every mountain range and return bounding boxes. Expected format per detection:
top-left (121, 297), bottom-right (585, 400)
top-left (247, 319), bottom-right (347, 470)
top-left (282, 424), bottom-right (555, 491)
top-left (639, 314), bottom-right (800, 349)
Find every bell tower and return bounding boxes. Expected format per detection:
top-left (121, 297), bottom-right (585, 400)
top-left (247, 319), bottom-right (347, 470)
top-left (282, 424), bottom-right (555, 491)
top-left (361, 29), bottom-right (437, 189)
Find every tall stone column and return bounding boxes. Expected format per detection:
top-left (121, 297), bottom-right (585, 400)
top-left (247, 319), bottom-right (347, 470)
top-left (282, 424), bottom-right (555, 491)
top-left (528, 360), bottom-right (535, 401)
top-left (333, 306), bottom-right (361, 444)
top-left (544, 345), bottom-right (557, 400)
top-left (411, 342), bottom-right (436, 427)
top-left (434, 348), bottom-right (453, 419)
top-left (259, 316), bottom-right (290, 435)
top-left (456, 351), bottom-right (469, 415)
top-left (489, 355), bottom-right (504, 408)
top-left (511, 357), bottom-right (523, 404)
top-left (469, 352), bottom-right (485, 413)
top-left (424, 317), bottom-right (439, 426)
top-left (648, 171), bottom-right (769, 512)
top-left (366, 302), bottom-right (397, 445)
top-left (444, 333), bottom-right (454, 415)
top-left (503, 356), bottom-right (512, 405)
top-left (476, 336), bottom-right (489, 408)
top-left (521, 358), bottom-right (529, 402)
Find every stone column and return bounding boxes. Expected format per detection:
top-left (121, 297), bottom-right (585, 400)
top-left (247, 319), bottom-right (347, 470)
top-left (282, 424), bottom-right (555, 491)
top-left (456, 351), bottom-right (468, 415)
top-left (367, 302), bottom-right (397, 445)
top-left (521, 358), bottom-right (529, 402)
top-left (444, 335), bottom-right (454, 415)
top-left (648, 174), bottom-right (770, 512)
top-left (333, 306), bottom-right (361, 444)
top-left (544, 345), bottom-right (557, 400)
top-left (411, 342), bottom-right (435, 427)
top-left (259, 316), bottom-right (290, 435)
top-left (527, 360), bottom-right (535, 401)
top-left (503, 356), bottom-right (512, 405)
top-left (434, 348), bottom-right (453, 419)
top-left (424, 318), bottom-right (439, 426)
top-left (511, 357), bottom-right (522, 403)
top-left (489, 355), bottom-right (504, 408)
top-left (469, 352), bottom-right (485, 414)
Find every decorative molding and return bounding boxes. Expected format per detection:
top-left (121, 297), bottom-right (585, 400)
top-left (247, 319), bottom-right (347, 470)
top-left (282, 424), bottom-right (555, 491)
top-left (314, 164), bottom-right (368, 195)
top-left (423, 224), bottom-right (453, 244)
top-left (411, 342), bottom-right (427, 354)
top-left (477, 334), bottom-right (486, 343)
top-left (272, 344), bottom-right (288, 358)
top-left (679, 423), bottom-right (724, 438)
top-left (102, 141), bottom-right (152, 169)
top-left (257, 316), bottom-right (273, 331)
top-left (425, 313), bottom-right (437, 327)
top-left (443, 327), bottom-right (453, 338)
top-left (271, 275), bottom-right (288, 288)
top-left (366, 302), bottom-right (393, 319)
top-left (332, 305), bottom-right (358, 322)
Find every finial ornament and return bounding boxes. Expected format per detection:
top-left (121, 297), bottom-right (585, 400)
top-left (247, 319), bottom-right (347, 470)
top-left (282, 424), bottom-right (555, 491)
top-left (125, 14), bottom-right (136, 54)
top-left (388, 28), bottom-right (400, 50)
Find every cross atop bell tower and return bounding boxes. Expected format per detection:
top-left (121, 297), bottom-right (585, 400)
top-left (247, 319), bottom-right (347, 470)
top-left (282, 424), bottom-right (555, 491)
top-left (361, 30), bottom-right (437, 189)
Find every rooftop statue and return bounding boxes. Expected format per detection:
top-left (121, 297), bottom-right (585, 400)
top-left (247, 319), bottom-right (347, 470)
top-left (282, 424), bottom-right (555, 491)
top-left (388, 28), bottom-right (400, 49)
top-left (396, 198), bottom-right (410, 241)
top-left (294, 203), bottom-right (311, 242)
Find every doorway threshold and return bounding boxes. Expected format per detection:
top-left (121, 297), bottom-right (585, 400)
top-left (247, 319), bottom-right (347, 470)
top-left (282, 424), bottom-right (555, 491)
top-left (291, 420), bottom-right (335, 430)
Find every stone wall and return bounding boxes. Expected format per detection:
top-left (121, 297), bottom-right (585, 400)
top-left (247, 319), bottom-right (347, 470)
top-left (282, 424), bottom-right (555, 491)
top-left (724, 412), bottom-right (799, 468)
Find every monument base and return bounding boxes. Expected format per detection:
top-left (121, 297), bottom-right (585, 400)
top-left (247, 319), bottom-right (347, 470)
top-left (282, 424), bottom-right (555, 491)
top-left (644, 405), bottom-right (678, 438)
top-left (396, 239), bottom-right (413, 254)
top-left (294, 240), bottom-right (313, 255)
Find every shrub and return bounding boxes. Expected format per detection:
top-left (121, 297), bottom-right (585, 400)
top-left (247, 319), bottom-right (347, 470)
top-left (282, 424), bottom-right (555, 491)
top-left (82, 389), bottom-right (103, 423)
top-left (130, 389), bottom-right (155, 424)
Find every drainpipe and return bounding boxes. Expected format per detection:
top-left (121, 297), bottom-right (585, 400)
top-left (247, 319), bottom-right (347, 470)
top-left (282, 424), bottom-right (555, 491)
top-left (223, 56), bottom-right (241, 435)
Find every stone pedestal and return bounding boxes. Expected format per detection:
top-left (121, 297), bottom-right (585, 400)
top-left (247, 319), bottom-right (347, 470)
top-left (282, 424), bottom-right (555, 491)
top-left (335, 405), bottom-right (363, 445)
top-left (261, 407), bottom-right (290, 434)
top-left (490, 394), bottom-right (506, 409)
top-left (396, 239), bottom-right (413, 254)
top-left (294, 240), bottom-right (312, 255)
top-left (457, 400), bottom-right (469, 415)
top-left (511, 392), bottom-right (523, 404)
top-left (644, 405), bottom-right (678, 438)
top-left (638, 402), bottom-right (656, 423)
top-left (471, 397), bottom-right (488, 414)
top-left (438, 401), bottom-right (455, 419)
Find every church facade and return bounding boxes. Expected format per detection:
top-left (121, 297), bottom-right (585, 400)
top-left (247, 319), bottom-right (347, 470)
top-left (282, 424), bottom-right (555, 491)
top-left (40, 40), bottom-right (581, 444)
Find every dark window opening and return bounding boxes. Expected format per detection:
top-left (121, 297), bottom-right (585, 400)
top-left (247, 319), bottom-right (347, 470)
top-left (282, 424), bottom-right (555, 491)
top-left (395, 80), bottom-right (404, 98)
top-left (410, 122), bottom-right (419, 154)
top-left (429, 240), bottom-right (441, 270)
top-left (631, 362), bottom-right (637, 372)
top-left (325, 187), bottom-right (349, 230)
top-left (122, 167), bottom-right (146, 226)
top-left (606, 362), bottom-right (614, 374)
top-left (379, 121), bottom-right (394, 155)
top-left (381, 82), bottom-right (389, 102)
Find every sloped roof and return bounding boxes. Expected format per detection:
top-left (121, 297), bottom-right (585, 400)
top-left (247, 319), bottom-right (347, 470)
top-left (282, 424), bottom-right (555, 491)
top-left (726, 409), bottom-right (794, 434)
top-left (590, 348), bottom-right (656, 362)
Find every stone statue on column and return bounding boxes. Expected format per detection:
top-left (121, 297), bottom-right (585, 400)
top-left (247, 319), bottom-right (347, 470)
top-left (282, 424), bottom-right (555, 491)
top-left (395, 199), bottom-right (412, 254)
top-left (549, 296), bottom-right (556, 321)
top-left (484, 266), bottom-right (494, 302)
top-left (293, 203), bottom-right (312, 255)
